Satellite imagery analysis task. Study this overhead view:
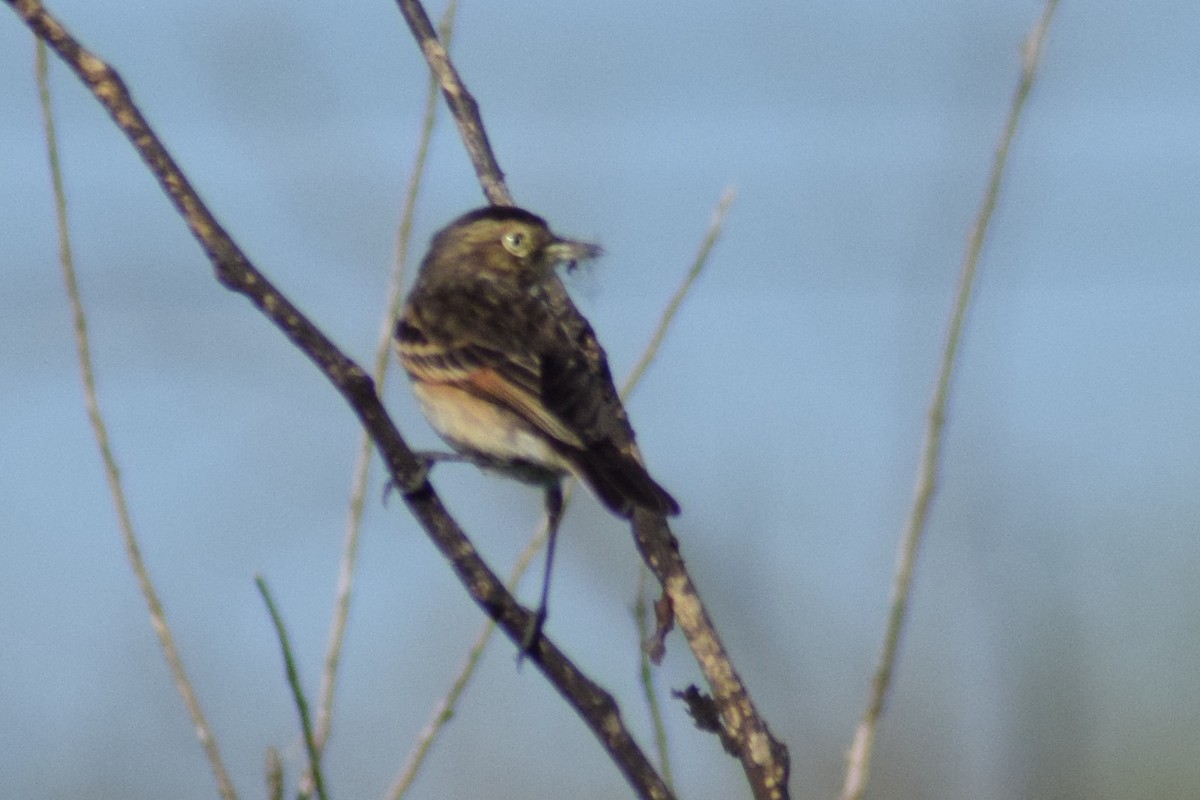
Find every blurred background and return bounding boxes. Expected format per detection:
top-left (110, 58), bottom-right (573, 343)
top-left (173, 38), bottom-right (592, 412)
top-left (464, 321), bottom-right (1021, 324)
top-left (3, 1), bottom-right (1199, 798)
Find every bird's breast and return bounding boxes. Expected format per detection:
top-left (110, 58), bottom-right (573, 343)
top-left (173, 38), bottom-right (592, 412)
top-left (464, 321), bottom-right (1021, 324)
top-left (412, 381), bottom-right (571, 480)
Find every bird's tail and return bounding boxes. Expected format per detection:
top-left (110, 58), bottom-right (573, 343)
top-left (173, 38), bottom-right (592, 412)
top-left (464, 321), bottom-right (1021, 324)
top-left (571, 443), bottom-right (680, 519)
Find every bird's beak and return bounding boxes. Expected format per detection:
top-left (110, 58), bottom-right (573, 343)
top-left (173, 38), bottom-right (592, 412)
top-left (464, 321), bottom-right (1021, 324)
top-left (545, 237), bottom-right (604, 272)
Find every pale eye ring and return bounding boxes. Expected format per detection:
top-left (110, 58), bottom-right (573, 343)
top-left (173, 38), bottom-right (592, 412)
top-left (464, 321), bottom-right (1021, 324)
top-left (501, 229), bottom-right (529, 256)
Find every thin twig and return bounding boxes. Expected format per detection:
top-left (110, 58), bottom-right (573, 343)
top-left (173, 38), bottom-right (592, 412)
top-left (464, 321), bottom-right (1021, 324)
top-left (630, 510), bottom-right (790, 800)
top-left (405, 4), bottom-right (788, 786)
top-left (314, 0), bottom-right (458, 756)
top-left (624, 188), bottom-right (735, 395)
top-left (633, 568), bottom-right (674, 791)
top-left (256, 576), bottom-right (328, 800)
top-left (386, 188), bottom-right (734, 798)
top-left (393, 0), bottom-right (511, 206)
top-left (618, 183), bottom-right (791, 800)
top-left (33, 35), bottom-right (239, 800)
top-left (839, 4), bottom-right (1060, 799)
top-left (625, 189), bottom-right (737, 793)
top-left (10, 3), bottom-right (671, 797)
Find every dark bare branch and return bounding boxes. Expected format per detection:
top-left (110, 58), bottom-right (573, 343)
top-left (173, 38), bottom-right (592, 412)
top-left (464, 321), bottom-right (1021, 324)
top-left (393, 0), bottom-right (512, 206)
top-left (390, 1), bottom-right (791, 794)
top-left (7, 2), bottom-right (671, 797)
top-left (633, 510), bottom-right (790, 800)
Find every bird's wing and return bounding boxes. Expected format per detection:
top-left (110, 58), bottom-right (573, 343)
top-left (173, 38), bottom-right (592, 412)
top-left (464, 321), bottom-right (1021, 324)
top-left (538, 322), bottom-right (633, 447)
top-left (396, 314), bottom-right (585, 449)
top-left (538, 315), bottom-right (681, 517)
top-left (398, 296), bottom-right (679, 517)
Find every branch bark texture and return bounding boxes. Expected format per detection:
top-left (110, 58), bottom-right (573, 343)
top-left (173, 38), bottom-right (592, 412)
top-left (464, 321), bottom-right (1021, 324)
top-left (394, 0), bottom-right (511, 206)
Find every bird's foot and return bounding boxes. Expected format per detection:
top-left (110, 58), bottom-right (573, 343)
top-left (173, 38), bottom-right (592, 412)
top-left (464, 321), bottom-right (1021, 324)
top-left (382, 450), bottom-right (467, 505)
top-left (516, 605), bottom-right (548, 667)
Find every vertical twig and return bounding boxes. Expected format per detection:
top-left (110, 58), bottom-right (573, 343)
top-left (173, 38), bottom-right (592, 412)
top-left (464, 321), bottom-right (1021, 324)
top-left (34, 36), bottom-right (239, 800)
top-left (630, 509), bottom-right (791, 800)
top-left (622, 183), bottom-right (793, 800)
top-left (625, 189), bottom-right (736, 791)
top-left (839, 3), bottom-right (1060, 799)
top-left (256, 576), bottom-right (329, 800)
top-left (623, 188), bottom-right (735, 395)
top-left (314, 0), bottom-right (458, 755)
top-left (391, 10), bottom-right (789, 790)
top-left (393, 0), bottom-right (511, 206)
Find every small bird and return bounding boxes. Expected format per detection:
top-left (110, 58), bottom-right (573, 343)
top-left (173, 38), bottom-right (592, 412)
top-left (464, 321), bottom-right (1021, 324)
top-left (395, 205), bottom-right (679, 649)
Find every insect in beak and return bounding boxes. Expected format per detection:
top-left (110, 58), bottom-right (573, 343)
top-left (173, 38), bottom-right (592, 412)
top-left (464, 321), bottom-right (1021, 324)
top-left (545, 237), bottom-right (603, 272)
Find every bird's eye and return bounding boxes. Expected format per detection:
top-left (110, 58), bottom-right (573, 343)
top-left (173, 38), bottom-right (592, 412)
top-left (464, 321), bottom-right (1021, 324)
top-left (501, 229), bottom-right (530, 256)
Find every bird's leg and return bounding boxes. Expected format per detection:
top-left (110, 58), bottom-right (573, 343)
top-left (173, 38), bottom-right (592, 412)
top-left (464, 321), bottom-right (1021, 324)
top-left (411, 449), bottom-right (477, 465)
top-left (381, 450), bottom-right (474, 505)
top-left (519, 482), bottom-right (564, 661)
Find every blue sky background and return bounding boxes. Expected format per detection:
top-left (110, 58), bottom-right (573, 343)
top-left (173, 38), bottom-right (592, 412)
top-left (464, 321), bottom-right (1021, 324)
top-left (3, 2), bottom-right (1199, 798)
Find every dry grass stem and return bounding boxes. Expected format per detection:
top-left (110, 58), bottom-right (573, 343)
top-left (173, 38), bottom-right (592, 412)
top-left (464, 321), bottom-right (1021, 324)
top-left (33, 34), bottom-right (238, 800)
top-left (840, 3), bottom-right (1061, 798)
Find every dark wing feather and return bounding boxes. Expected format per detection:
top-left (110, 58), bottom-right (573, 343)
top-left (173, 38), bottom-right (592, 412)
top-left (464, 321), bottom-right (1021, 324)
top-left (540, 324), bottom-right (680, 518)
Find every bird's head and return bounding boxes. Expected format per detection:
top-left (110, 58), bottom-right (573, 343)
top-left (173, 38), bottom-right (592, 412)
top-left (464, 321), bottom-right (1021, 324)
top-left (425, 206), bottom-right (603, 281)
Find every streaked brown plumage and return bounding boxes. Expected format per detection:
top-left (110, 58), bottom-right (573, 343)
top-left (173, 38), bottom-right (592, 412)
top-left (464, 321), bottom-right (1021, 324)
top-left (395, 206), bottom-right (679, 519)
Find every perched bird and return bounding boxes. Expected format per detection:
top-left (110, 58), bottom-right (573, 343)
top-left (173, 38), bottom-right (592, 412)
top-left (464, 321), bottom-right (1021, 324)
top-left (395, 205), bottom-right (679, 648)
